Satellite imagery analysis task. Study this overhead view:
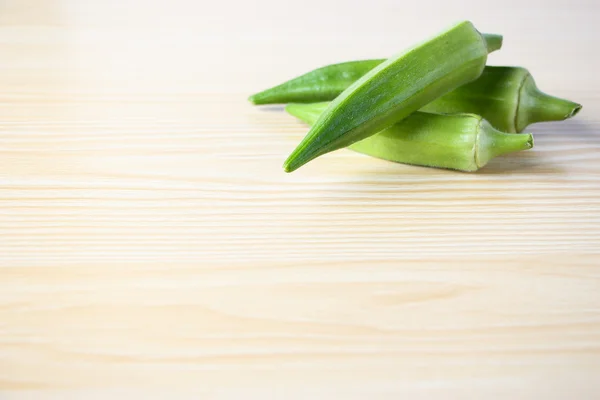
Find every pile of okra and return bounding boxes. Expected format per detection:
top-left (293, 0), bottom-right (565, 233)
top-left (248, 21), bottom-right (581, 173)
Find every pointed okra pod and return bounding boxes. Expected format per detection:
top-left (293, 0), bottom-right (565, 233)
top-left (286, 102), bottom-right (533, 172)
top-left (248, 60), bottom-right (385, 105)
top-left (250, 63), bottom-right (581, 134)
top-left (249, 34), bottom-right (501, 105)
top-left (283, 21), bottom-right (501, 173)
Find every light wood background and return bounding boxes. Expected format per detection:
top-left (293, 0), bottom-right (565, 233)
top-left (1, 0), bottom-right (599, 398)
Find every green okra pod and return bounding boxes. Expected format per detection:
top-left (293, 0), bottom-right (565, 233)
top-left (420, 66), bottom-right (582, 133)
top-left (283, 21), bottom-right (501, 173)
top-left (249, 34), bottom-right (501, 105)
top-left (286, 102), bottom-right (533, 172)
top-left (249, 60), bottom-right (385, 105)
top-left (251, 64), bottom-right (581, 133)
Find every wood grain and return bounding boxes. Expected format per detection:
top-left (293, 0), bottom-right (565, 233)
top-left (1, 0), bottom-right (599, 398)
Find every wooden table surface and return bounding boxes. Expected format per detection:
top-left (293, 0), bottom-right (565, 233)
top-left (1, 0), bottom-right (599, 398)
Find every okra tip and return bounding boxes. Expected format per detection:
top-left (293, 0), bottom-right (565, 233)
top-left (248, 92), bottom-right (265, 105)
top-left (248, 88), bottom-right (285, 105)
top-left (283, 143), bottom-right (317, 173)
top-left (283, 156), bottom-right (300, 173)
top-left (283, 161), bottom-right (293, 173)
top-left (283, 151), bottom-right (305, 173)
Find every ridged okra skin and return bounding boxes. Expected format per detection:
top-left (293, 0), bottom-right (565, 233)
top-left (248, 60), bottom-right (384, 105)
top-left (283, 21), bottom-right (500, 172)
top-left (286, 102), bottom-right (533, 172)
top-left (251, 63), bottom-right (581, 134)
top-left (249, 33), bottom-right (500, 105)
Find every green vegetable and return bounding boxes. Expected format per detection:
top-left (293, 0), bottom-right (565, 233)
top-left (420, 66), bottom-right (582, 133)
top-left (286, 102), bottom-right (533, 172)
top-left (283, 21), bottom-right (501, 173)
top-left (249, 60), bottom-right (384, 105)
top-left (250, 63), bottom-right (581, 133)
top-left (512, 71), bottom-right (581, 132)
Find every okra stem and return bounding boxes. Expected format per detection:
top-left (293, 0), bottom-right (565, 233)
top-left (483, 34), bottom-right (503, 53)
top-left (515, 75), bottom-right (582, 132)
top-left (475, 120), bottom-right (534, 168)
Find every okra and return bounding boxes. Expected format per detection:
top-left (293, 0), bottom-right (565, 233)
top-left (283, 21), bottom-right (501, 172)
top-left (421, 66), bottom-right (582, 133)
top-left (249, 60), bottom-right (384, 105)
top-left (286, 102), bottom-right (533, 172)
top-left (251, 64), bottom-right (581, 133)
